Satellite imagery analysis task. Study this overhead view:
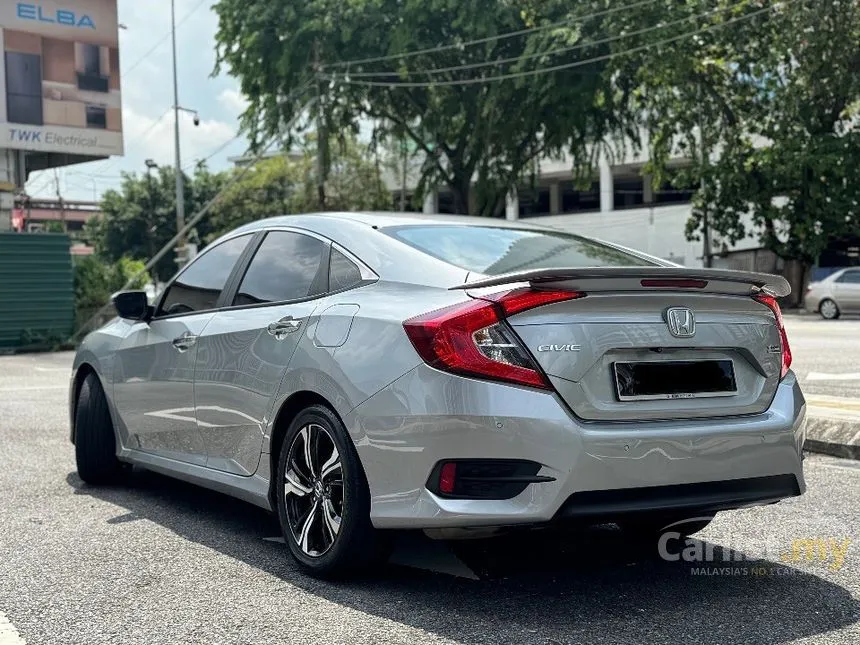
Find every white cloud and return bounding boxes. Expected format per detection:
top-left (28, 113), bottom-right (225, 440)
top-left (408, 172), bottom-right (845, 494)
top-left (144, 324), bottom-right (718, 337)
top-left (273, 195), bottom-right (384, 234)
top-left (218, 89), bottom-right (249, 117)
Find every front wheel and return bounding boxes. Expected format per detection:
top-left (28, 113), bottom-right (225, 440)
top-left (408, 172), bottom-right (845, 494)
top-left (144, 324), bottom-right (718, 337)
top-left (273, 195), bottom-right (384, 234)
top-left (819, 298), bottom-right (840, 320)
top-left (275, 404), bottom-right (388, 577)
top-left (75, 373), bottom-right (124, 484)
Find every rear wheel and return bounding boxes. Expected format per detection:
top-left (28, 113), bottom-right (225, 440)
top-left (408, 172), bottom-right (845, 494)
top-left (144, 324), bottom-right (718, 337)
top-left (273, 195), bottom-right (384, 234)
top-left (275, 404), bottom-right (388, 577)
top-left (819, 298), bottom-right (840, 320)
top-left (620, 513), bottom-right (715, 541)
top-left (75, 373), bottom-right (124, 484)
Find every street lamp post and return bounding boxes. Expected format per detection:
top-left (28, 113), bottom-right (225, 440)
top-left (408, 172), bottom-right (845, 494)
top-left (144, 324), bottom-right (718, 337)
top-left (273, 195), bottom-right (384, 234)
top-left (145, 159), bottom-right (159, 260)
top-left (170, 0), bottom-right (185, 266)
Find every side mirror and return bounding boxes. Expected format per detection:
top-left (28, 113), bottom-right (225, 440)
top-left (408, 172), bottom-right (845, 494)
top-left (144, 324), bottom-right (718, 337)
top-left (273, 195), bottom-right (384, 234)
top-left (112, 291), bottom-right (150, 321)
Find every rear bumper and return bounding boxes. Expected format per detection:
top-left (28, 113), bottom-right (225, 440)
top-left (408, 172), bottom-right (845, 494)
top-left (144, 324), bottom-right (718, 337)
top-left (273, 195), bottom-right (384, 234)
top-left (345, 365), bottom-right (806, 529)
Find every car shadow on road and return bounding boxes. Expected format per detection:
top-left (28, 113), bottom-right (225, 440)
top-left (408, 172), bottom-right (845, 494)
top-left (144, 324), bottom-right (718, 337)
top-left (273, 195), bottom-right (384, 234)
top-left (68, 469), bottom-right (859, 644)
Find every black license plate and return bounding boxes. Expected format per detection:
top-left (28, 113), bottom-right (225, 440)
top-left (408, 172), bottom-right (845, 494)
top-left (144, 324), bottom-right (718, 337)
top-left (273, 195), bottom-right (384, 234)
top-left (613, 360), bottom-right (737, 401)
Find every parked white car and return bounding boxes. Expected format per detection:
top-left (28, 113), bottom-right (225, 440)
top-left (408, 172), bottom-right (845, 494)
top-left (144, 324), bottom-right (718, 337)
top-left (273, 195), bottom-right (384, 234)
top-left (805, 268), bottom-right (860, 319)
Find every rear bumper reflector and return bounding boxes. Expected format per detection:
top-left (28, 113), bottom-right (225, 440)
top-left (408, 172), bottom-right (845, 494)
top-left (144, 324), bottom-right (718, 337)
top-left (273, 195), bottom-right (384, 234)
top-left (427, 459), bottom-right (555, 500)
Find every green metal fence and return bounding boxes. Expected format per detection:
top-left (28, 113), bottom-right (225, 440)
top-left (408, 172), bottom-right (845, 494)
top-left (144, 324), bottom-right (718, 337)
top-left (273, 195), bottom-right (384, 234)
top-left (0, 233), bottom-right (74, 351)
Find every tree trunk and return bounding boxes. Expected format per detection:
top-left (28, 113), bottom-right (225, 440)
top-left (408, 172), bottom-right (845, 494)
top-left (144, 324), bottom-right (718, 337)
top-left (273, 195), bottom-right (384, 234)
top-left (781, 259), bottom-right (810, 309)
top-left (449, 179), bottom-right (470, 215)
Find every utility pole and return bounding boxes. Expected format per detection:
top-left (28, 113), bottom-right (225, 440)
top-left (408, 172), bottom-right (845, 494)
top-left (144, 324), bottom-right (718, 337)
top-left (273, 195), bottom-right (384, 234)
top-left (171, 0), bottom-right (185, 265)
top-left (314, 41), bottom-right (326, 210)
top-left (53, 168), bottom-right (66, 233)
top-left (145, 159), bottom-right (158, 259)
top-left (698, 85), bottom-right (712, 268)
top-left (400, 140), bottom-right (407, 211)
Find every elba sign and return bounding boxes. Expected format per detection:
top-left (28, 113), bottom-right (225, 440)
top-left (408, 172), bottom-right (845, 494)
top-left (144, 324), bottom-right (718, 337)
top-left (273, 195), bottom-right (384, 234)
top-left (16, 3), bottom-right (97, 29)
top-left (0, 0), bottom-right (123, 157)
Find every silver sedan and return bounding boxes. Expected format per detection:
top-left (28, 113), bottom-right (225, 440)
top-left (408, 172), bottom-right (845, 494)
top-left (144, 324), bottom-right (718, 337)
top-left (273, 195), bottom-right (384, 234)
top-left (804, 268), bottom-right (860, 319)
top-left (70, 213), bottom-right (806, 577)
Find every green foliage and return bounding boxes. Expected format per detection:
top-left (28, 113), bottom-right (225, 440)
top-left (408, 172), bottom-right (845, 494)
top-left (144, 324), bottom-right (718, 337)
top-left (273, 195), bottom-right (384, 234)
top-left (73, 256), bottom-right (148, 311)
top-left (85, 165), bottom-right (228, 282)
top-left (212, 0), bottom-right (637, 216)
top-left (620, 0), bottom-right (860, 271)
top-left (207, 136), bottom-right (390, 238)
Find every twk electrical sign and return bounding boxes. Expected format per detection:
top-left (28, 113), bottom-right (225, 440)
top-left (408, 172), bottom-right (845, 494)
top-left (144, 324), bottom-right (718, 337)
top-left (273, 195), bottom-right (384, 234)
top-left (0, 0), bottom-right (124, 158)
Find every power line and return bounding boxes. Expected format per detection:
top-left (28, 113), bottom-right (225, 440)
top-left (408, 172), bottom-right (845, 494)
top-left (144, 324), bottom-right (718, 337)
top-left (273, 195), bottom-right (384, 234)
top-left (121, 0), bottom-right (209, 78)
top-left (322, 0), bottom-right (662, 69)
top-left (323, 3), bottom-right (781, 88)
top-left (183, 133), bottom-right (243, 170)
top-left (343, 1), bottom-right (742, 79)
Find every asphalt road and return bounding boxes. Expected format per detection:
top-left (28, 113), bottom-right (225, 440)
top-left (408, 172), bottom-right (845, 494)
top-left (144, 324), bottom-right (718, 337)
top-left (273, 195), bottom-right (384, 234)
top-left (0, 350), bottom-right (858, 644)
top-left (785, 315), bottom-right (860, 399)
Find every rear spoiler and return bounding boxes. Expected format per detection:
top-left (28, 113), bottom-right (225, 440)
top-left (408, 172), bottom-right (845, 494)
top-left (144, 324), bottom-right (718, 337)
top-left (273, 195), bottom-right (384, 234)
top-left (450, 267), bottom-right (791, 298)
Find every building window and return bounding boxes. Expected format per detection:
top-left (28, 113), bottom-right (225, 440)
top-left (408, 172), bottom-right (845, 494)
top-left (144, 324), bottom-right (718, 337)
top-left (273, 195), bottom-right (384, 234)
top-left (86, 105), bottom-right (107, 129)
top-left (518, 187), bottom-right (551, 218)
top-left (654, 170), bottom-right (697, 205)
top-left (560, 180), bottom-right (600, 214)
top-left (437, 191), bottom-right (456, 214)
top-left (613, 176), bottom-right (645, 210)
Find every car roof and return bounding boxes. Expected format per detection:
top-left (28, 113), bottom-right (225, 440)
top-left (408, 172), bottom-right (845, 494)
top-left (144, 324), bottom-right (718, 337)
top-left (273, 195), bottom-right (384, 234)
top-left (233, 211), bottom-right (553, 233)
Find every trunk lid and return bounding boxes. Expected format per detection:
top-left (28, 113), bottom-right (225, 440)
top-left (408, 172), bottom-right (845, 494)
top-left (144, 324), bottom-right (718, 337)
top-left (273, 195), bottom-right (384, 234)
top-left (458, 268), bottom-right (788, 422)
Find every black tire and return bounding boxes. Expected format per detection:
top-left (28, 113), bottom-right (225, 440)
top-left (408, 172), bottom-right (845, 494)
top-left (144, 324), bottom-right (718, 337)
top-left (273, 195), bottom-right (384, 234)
top-left (75, 373), bottom-right (124, 484)
top-left (275, 404), bottom-right (388, 577)
top-left (819, 298), bottom-right (840, 320)
top-left (620, 513), bottom-right (715, 541)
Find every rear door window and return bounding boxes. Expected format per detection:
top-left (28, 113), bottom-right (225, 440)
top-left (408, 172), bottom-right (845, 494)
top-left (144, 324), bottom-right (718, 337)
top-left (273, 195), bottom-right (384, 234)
top-left (837, 271), bottom-right (860, 284)
top-left (233, 231), bottom-right (327, 306)
top-left (157, 235), bottom-right (250, 316)
top-left (383, 225), bottom-right (654, 274)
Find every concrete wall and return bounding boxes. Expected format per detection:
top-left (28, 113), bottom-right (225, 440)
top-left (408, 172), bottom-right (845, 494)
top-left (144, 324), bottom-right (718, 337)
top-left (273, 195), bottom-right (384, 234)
top-left (530, 205), bottom-right (761, 268)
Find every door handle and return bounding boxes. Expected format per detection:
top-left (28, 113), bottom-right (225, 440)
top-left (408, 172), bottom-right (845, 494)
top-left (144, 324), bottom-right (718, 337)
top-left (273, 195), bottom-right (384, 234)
top-left (172, 332), bottom-right (198, 352)
top-left (266, 318), bottom-right (303, 340)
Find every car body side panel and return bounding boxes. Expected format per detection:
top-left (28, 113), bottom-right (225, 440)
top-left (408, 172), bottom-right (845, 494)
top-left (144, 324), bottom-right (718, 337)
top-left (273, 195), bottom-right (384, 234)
top-left (112, 314), bottom-right (215, 466)
top-left (261, 283), bottom-right (470, 454)
top-left (345, 364), bottom-right (806, 529)
top-left (194, 301), bottom-right (320, 476)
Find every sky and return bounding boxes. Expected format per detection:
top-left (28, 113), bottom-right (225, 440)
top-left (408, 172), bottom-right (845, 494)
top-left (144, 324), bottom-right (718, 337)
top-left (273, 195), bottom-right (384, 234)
top-left (24, 0), bottom-right (250, 202)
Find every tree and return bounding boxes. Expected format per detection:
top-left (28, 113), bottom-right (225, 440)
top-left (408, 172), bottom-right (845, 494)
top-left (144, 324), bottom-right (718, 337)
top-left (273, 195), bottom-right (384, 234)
top-left (73, 256), bottom-right (149, 333)
top-left (207, 135), bottom-right (390, 238)
top-left (212, 0), bottom-right (636, 216)
top-left (619, 0), bottom-right (860, 300)
top-left (86, 165), bottom-right (228, 282)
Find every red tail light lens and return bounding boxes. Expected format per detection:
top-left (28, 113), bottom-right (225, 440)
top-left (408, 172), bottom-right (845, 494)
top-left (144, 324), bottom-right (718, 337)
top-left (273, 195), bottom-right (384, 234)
top-left (403, 289), bottom-right (584, 389)
top-left (753, 293), bottom-right (792, 379)
top-left (438, 462), bottom-right (457, 494)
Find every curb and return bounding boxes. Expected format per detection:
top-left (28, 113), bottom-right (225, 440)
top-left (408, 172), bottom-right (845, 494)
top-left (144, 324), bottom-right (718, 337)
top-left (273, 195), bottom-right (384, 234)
top-left (804, 414), bottom-right (860, 461)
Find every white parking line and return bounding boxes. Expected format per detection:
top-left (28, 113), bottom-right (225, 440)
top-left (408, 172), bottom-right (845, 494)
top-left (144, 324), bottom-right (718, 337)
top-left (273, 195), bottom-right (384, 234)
top-left (0, 386), bottom-right (66, 392)
top-left (805, 372), bottom-right (860, 382)
top-left (0, 612), bottom-right (25, 645)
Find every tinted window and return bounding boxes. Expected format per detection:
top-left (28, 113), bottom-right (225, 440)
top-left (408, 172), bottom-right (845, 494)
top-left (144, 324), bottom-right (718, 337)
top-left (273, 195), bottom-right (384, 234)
top-left (837, 271), bottom-right (860, 284)
top-left (384, 225), bottom-right (654, 274)
top-left (329, 248), bottom-right (363, 291)
top-left (158, 235), bottom-right (250, 316)
top-left (234, 231), bottom-right (326, 306)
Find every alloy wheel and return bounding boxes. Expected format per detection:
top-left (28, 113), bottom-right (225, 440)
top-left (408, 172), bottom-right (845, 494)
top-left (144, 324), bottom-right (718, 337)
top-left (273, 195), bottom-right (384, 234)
top-left (284, 423), bottom-right (343, 557)
top-left (820, 299), bottom-right (839, 319)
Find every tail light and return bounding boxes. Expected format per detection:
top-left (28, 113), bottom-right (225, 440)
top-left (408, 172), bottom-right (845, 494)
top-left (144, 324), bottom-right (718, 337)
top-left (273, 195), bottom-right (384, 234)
top-left (403, 288), bottom-right (585, 389)
top-left (753, 293), bottom-right (792, 379)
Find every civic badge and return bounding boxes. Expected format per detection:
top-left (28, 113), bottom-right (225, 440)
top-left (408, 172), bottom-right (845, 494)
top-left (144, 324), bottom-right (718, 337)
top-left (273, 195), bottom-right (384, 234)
top-left (665, 307), bottom-right (695, 338)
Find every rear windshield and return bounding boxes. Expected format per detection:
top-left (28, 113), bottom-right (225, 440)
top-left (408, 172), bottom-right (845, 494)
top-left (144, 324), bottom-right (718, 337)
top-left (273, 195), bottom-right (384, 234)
top-left (383, 225), bottom-right (656, 275)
